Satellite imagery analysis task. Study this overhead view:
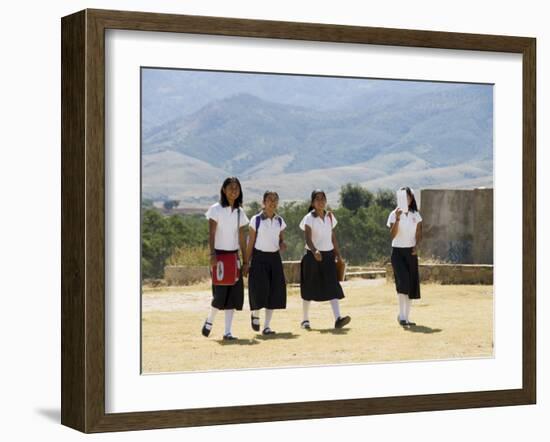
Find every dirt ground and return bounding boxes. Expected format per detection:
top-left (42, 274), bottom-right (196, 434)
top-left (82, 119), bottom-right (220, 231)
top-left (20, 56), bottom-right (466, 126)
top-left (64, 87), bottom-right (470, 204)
top-left (141, 279), bottom-right (493, 373)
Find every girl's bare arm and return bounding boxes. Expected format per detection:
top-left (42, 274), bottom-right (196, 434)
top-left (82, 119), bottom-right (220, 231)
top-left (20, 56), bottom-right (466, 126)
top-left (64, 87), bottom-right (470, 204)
top-left (208, 219), bottom-right (217, 266)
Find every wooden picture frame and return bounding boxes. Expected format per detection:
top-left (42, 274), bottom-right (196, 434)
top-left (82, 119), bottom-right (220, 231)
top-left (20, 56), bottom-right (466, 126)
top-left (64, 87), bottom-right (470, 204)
top-left (61, 8), bottom-right (536, 433)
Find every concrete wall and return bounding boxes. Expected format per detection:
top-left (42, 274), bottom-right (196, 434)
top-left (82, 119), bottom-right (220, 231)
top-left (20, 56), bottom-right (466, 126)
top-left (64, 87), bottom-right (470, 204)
top-left (420, 188), bottom-right (493, 264)
top-left (472, 188), bottom-right (494, 264)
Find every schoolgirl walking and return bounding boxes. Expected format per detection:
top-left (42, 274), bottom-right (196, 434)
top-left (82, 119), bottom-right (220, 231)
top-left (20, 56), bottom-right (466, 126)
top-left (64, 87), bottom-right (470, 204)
top-left (387, 186), bottom-right (422, 327)
top-left (299, 189), bottom-right (351, 330)
top-left (201, 177), bottom-right (249, 340)
top-left (244, 191), bottom-right (288, 335)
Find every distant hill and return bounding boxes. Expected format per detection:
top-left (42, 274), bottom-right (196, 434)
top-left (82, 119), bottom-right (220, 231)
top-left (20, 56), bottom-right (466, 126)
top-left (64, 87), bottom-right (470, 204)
top-left (141, 69), bottom-right (454, 133)
top-left (142, 151), bottom-right (227, 202)
top-left (141, 72), bottom-right (493, 207)
top-left (142, 152), bottom-right (492, 208)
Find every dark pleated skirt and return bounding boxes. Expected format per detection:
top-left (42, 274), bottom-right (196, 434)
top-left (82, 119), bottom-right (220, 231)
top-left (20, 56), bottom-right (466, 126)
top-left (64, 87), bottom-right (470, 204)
top-left (211, 249), bottom-right (244, 310)
top-left (390, 247), bottom-right (421, 299)
top-left (248, 249), bottom-right (287, 310)
top-left (300, 249), bottom-right (345, 302)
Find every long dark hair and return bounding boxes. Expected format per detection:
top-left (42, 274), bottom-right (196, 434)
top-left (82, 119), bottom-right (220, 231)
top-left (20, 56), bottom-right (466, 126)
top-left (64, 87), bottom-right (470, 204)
top-left (219, 177), bottom-right (243, 209)
top-left (401, 186), bottom-right (418, 212)
top-left (307, 189), bottom-right (327, 213)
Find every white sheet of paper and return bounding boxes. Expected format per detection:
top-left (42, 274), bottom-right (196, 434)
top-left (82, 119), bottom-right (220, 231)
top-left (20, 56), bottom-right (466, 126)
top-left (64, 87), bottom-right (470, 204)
top-left (397, 189), bottom-right (409, 213)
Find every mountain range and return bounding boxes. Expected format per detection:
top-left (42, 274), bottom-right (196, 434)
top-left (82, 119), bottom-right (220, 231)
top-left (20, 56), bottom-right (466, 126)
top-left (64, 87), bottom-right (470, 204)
top-left (141, 69), bottom-right (493, 207)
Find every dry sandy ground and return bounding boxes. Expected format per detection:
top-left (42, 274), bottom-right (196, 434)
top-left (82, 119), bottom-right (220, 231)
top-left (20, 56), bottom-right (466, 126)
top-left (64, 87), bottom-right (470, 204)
top-left (142, 279), bottom-right (493, 373)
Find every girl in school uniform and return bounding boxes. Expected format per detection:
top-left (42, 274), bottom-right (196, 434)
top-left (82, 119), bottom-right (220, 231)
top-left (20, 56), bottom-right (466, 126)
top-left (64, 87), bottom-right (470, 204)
top-left (244, 191), bottom-right (288, 335)
top-left (201, 177), bottom-right (250, 340)
top-left (299, 189), bottom-right (351, 330)
top-left (386, 186), bottom-right (423, 327)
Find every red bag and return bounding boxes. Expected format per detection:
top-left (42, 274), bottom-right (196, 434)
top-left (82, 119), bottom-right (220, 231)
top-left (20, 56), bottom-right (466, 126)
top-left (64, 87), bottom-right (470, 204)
top-left (211, 208), bottom-right (242, 286)
top-left (211, 252), bottom-right (240, 286)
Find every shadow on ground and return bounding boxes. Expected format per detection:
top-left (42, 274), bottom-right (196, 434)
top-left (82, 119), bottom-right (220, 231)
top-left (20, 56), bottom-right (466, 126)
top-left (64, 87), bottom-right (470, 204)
top-left (216, 338), bottom-right (261, 346)
top-left (404, 324), bottom-right (442, 334)
top-left (255, 332), bottom-right (299, 341)
top-left (316, 328), bottom-right (351, 335)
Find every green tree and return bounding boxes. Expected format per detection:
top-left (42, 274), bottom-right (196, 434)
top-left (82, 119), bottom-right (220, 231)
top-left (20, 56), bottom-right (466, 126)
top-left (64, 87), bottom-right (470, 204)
top-left (339, 183), bottom-right (374, 212)
top-left (277, 201), bottom-right (310, 261)
top-left (246, 201), bottom-right (262, 218)
top-left (141, 210), bottom-right (209, 278)
top-left (163, 200), bottom-right (180, 210)
top-left (333, 204), bottom-right (392, 265)
top-left (374, 189), bottom-right (397, 210)
top-left (141, 210), bottom-right (177, 278)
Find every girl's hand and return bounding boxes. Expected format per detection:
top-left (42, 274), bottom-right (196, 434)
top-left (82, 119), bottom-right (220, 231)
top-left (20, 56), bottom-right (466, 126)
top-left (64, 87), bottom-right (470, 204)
top-left (210, 255), bottom-right (217, 267)
top-left (335, 253), bottom-right (342, 263)
top-left (313, 250), bottom-right (322, 262)
top-left (395, 208), bottom-right (402, 221)
top-left (411, 246), bottom-right (417, 256)
top-left (242, 262), bottom-right (249, 277)
top-left (279, 241), bottom-right (287, 252)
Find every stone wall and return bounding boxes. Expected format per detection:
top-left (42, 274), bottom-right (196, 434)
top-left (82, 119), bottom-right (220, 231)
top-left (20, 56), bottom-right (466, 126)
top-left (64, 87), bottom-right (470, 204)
top-left (283, 261), bottom-right (301, 284)
top-left (386, 263), bottom-right (493, 285)
top-left (165, 262), bottom-right (492, 286)
top-left (163, 263), bottom-right (303, 286)
top-left (419, 188), bottom-right (493, 264)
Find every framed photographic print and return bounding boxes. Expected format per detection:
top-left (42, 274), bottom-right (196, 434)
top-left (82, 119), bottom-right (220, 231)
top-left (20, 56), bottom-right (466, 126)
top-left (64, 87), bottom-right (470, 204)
top-left (61, 8), bottom-right (536, 433)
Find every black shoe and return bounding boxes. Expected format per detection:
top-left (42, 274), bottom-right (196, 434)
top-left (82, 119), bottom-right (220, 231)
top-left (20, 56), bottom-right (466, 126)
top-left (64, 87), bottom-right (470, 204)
top-left (406, 321), bottom-right (416, 326)
top-left (397, 316), bottom-right (408, 327)
top-left (262, 327), bottom-right (276, 335)
top-left (301, 320), bottom-right (311, 330)
top-left (335, 316), bottom-right (351, 329)
top-left (223, 333), bottom-right (238, 341)
top-left (201, 320), bottom-right (212, 337)
top-left (251, 315), bottom-right (260, 332)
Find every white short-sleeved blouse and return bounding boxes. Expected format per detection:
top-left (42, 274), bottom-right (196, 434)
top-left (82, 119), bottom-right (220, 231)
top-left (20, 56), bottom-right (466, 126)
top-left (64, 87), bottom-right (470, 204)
top-left (205, 203), bottom-right (249, 251)
top-left (249, 213), bottom-right (287, 252)
top-left (386, 209), bottom-right (422, 248)
top-left (299, 211), bottom-right (337, 252)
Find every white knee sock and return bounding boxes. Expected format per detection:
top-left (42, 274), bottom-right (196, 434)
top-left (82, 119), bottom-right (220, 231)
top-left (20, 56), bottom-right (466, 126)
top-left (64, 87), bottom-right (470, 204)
top-left (206, 307), bottom-right (219, 328)
top-left (404, 296), bottom-right (412, 322)
top-left (264, 309), bottom-right (274, 329)
top-left (224, 309), bottom-right (234, 335)
top-left (330, 299), bottom-right (341, 320)
top-left (398, 294), bottom-right (408, 321)
top-left (302, 300), bottom-right (311, 322)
